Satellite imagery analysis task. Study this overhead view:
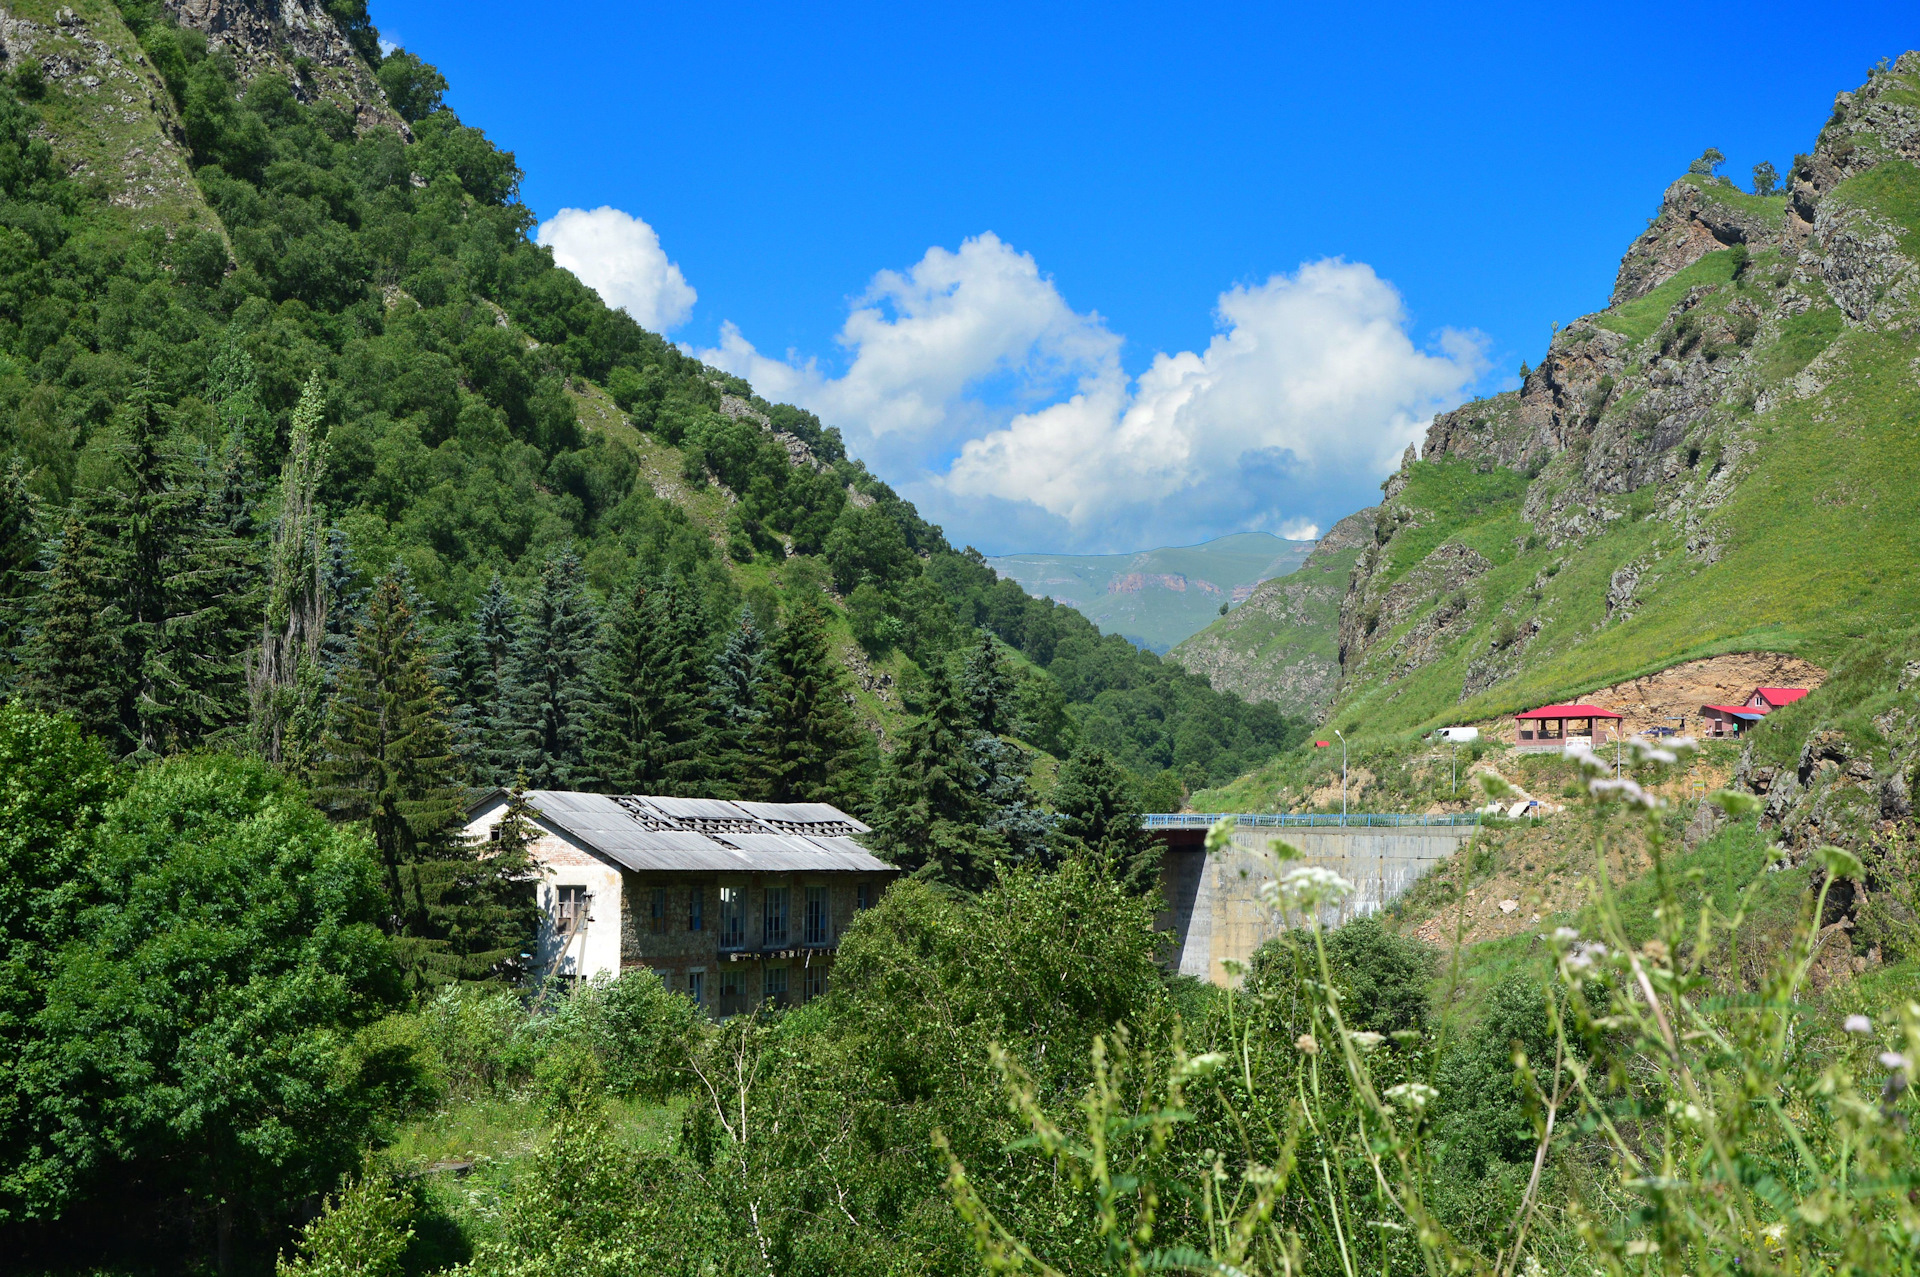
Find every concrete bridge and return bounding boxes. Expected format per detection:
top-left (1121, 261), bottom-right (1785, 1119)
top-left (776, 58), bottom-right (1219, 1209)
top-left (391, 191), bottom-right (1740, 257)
top-left (1146, 813), bottom-right (1481, 987)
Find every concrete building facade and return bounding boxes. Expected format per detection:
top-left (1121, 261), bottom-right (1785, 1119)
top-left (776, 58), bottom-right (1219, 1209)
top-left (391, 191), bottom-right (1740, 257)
top-left (461, 791), bottom-right (894, 1015)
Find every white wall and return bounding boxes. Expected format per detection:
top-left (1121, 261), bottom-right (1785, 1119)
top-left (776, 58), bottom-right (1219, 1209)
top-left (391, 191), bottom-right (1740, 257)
top-left (463, 799), bottom-right (624, 982)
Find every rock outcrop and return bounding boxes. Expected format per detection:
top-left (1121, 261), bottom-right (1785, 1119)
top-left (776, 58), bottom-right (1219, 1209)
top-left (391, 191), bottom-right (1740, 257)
top-left (161, 0), bottom-right (406, 135)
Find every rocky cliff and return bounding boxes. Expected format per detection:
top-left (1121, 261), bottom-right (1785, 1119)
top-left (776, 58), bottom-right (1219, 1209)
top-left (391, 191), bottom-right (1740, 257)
top-left (1167, 510), bottom-right (1373, 717)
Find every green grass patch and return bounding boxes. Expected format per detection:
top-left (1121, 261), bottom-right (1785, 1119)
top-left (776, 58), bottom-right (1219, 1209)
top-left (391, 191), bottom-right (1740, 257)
top-left (1676, 173), bottom-right (1791, 221)
top-left (1380, 461), bottom-right (1531, 585)
top-left (1828, 158), bottom-right (1920, 255)
top-left (1593, 249), bottom-right (1740, 342)
top-left (1756, 304), bottom-right (1844, 383)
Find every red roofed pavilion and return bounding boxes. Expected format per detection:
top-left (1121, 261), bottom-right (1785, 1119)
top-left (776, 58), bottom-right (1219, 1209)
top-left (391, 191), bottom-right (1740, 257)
top-left (1701, 686), bottom-right (1809, 738)
top-left (1514, 703), bottom-right (1623, 752)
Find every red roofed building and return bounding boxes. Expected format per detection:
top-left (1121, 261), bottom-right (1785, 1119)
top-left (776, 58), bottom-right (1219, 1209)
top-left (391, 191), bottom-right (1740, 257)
top-left (1514, 703), bottom-right (1623, 752)
top-left (1701, 686), bottom-right (1809, 738)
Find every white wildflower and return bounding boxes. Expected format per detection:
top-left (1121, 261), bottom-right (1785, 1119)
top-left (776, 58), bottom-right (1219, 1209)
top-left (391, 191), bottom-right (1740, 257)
top-left (1177, 1052), bottom-right (1228, 1080)
top-left (1589, 776), bottom-right (1666, 809)
top-left (1347, 1030), bottom-right (1386, 1052)
top-left (1294, 1033), bottom-right (1319, 1055)
top-left (1552, 926), bottom-right (1581, 944)
top-left (1384, 1081), bottom-right (1438, 1112)
top-left (1276, 864), bottom-right (1355, 909)
top-left (1881, 1051), bottom-right (1910, 1072)
top-left (1565, 941), bottom-right (1609, 974)
top-left (1845, 1014), bottom-right (1873, 1035)
top-left (1563, 744), bottom-right (1609, 773)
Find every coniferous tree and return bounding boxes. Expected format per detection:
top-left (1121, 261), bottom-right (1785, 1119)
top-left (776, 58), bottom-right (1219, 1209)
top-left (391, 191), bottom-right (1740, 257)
top-left (249, 374), bottom-right (329, 764)
top-left (497, 548), bottom-right (597, 788)
top-left (749, 596), bottom-right (872, 807)
top-left (870, 662), bottom-right (1003, 889)
top-left (703, 606), bottom-right (765, 794)
top-left (1052, 743), bottom-right (1160, 895)
top-left (25, 514), bottom-right (125, 742)
top-left (152, 429), bottom-right (261, 748)
top-left (587, 575), bottom-right (711, 794)
top-left (317, 564), bottom-right (463, 934)
top-left (0, 459), bottom-right (36, 692)
top-left (451, 574), bottom-right (519, 784)
top-left (26, 387), bottom-right (204, 757)
top-left (961, 631), bottom-right (1018, 737)
top-left (404, 780), bottom-right (542, 985)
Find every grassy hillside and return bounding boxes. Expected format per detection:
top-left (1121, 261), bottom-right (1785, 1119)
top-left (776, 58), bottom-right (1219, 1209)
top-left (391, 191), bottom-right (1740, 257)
top-left (987, 531), bottom-right (1312, 653)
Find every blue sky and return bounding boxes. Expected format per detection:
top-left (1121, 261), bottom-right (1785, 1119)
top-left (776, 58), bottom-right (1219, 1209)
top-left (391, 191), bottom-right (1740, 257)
top-left (370, 1), bottom-right (1916, 555)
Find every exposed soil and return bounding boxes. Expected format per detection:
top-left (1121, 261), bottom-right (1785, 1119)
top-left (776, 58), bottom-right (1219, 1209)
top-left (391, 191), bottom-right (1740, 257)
top-left (1474, 652), bottom-right (1826, 742)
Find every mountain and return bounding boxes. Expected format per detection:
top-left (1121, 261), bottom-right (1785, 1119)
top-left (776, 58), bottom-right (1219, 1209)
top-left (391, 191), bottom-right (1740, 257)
top-left (987, 532), bottom-right (1314, 654)
top-left (0, 0), bottom-right (1304, 791)
top-left (1166, 514), bottom-right (1370, 717)
top-left (1182, 51), bottom-right (1920, 738)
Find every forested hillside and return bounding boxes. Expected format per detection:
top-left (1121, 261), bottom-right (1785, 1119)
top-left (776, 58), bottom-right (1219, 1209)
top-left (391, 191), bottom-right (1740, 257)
top-left (0, 0), bottom-right (1302, 798)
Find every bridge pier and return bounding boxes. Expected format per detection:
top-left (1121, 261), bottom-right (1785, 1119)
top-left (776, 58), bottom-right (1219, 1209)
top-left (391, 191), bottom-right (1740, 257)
top-left (1149, 815), bottom-right (1479, 987)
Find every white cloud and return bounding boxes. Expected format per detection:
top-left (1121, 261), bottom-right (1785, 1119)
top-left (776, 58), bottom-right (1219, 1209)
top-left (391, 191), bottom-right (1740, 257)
top-left (702, 238), bottom-right (1487, 554)
top-left (537, 207), bottom-right (697, 333)
top-left (702, 233), bottom-right (1117, 473)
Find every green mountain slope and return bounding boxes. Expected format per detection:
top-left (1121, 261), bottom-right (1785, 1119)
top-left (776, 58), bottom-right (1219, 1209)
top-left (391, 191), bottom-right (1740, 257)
top-left (1165, 512), bottom-right (1371, 717)
top-left (986, 531), bottom-right (1313, 653)
top-left (1194, 52), bottom-right (1920, 745)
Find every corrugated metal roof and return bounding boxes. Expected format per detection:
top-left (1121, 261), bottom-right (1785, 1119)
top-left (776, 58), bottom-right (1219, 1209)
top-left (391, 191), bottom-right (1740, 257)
top-left (514, 791), bottom-right (890, 874)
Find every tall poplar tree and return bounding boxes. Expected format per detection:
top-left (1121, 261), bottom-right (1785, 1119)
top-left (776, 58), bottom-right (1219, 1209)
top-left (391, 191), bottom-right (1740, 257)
top-left (496, 548), bottom-right (597, 788)
top-left (249, 374), bottom-right (329, 764)
top-left (749, 596), bottom-right (872, 808)
top-left (587, 575), bottom-right (711, 795)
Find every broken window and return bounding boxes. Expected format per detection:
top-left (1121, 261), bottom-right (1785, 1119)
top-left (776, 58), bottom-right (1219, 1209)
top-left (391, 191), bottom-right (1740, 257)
top-left (554, 885), bottom-right (587, 927)
top-left (719, 884), bottom-right (745, 950)
top-left (649, 887), bottom-right (668, 934)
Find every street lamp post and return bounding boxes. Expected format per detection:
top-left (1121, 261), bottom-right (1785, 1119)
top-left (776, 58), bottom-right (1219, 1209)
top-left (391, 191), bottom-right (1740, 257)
top-left (1334, 728), bottom-right (1348, 821)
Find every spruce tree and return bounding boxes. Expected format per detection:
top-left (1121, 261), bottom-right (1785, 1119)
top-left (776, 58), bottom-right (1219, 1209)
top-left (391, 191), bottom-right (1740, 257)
top-left (497, 548), bottom-right (597, 788)
top-left (317, 565), bottom-right (463, 927)
top-left (749, 596), bottom-right (872, 807)
top-left (961, 630), bottom-right (1018, 736)
top-left (25, 514), bottom-right (126, 744)
top-left (403, 780), bottom-right (542, 985)
top-left (151, 429), bottom-right (261, 748)
top-left (870, 662), bottom-right (1003, 889)
top-left (587, 575), bottom-right (712, 794)
top-left (451, 574), bottom-right (519, 785)
top-left (703, 606), bottom-right (766, 795)
top-left (1052, 744), bottom-right (1160, 895)
top-left (0, 459), bottom-right (36, 693)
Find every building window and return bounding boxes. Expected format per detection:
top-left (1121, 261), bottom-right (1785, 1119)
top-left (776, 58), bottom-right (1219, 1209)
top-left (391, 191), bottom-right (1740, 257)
top-left (719, 967), bottom-right (743, 1016)
top-left (764, 964), bottom-right (789, 1007)
top-left (719, 884), bottom-right (745, 950)
top-left (804, 885), bottom-right (829, 946)
top-left (688, 886), bottom-right (704, 932)
top-left (687, 969), bottom-right (706, 1007)
top-left (555, 885), bottom-right (588, 928)
top-left (488, 823), bottom-right (502, 842)
top-left (649, 887), bottom-right (668, 934)
top-left (856, 882), bottom-right (870, 911)
top-left (803, 964), bottom-right (826, 1003)
top-left (651, 967), bottom-right (672, 987)
top-left (764, 885), bottom-right (790, 947)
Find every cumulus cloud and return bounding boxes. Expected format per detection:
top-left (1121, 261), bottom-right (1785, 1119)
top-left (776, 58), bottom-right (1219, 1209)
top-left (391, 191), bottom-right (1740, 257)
top-left (703, 233), bottom-right (1117, 470)
top-left (703, 238), bottom-right (1487, 553)
top-left (537, 206), bottom-right (697, 332)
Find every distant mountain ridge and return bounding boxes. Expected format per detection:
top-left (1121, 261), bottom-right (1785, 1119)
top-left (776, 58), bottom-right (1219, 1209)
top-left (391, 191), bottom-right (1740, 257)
top-left (987, 532), bottom-right (1315, 653)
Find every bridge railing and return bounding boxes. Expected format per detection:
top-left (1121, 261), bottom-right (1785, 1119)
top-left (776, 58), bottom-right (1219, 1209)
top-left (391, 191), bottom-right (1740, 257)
top-left (1141, 812), bottom-right (1482, 830)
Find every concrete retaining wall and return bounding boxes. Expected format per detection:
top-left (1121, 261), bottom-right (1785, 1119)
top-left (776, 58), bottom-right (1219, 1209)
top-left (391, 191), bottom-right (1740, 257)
top-left (1156, 824), bottom-right (1476, 986)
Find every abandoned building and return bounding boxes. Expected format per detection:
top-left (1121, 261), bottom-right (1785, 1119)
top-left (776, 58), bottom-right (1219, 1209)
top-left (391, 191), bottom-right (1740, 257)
top-left (460, 791), bottom-right (893, 1016)
top-left (1699, 686), bottom-right (1809, 738)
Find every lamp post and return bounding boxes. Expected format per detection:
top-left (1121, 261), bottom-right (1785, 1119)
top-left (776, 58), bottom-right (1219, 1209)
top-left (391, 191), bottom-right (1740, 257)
top-left (1334, 728), bottom-right (1348, 822)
